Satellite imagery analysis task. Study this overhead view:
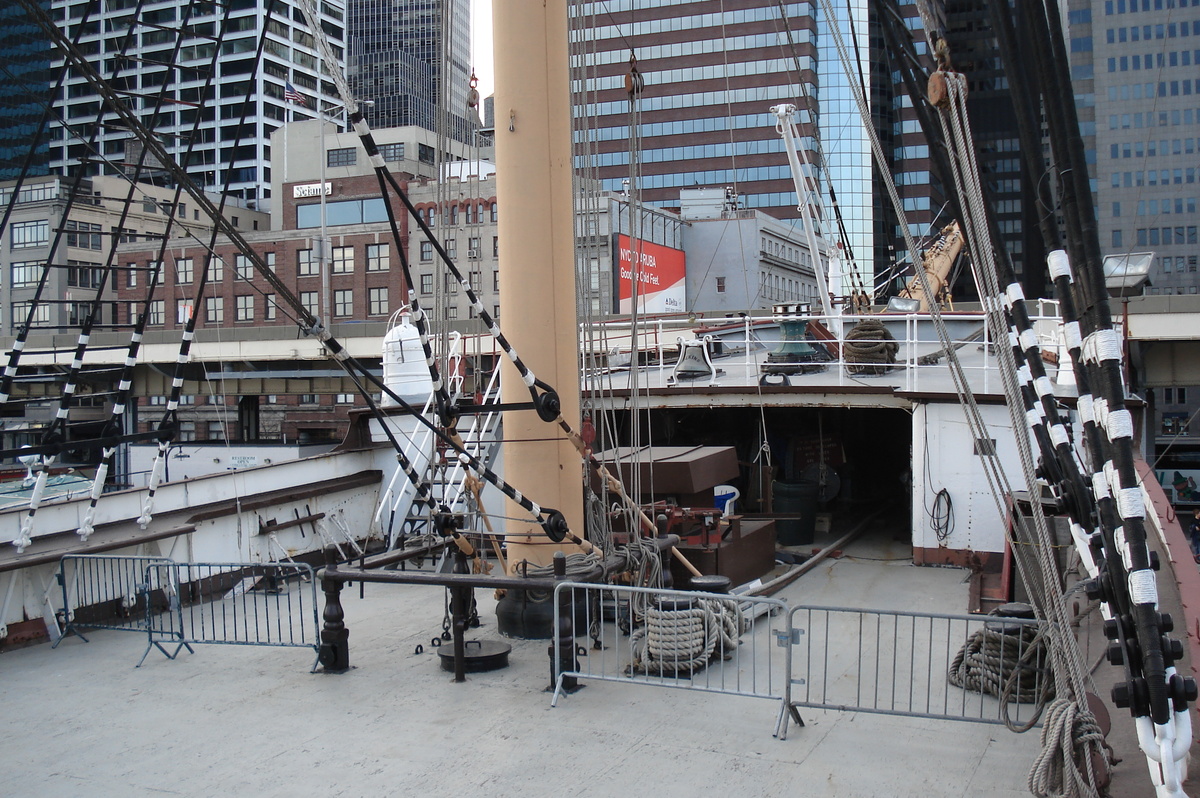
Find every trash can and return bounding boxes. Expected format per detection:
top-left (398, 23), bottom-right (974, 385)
top-left (773, 479), bottom-right (819, 546)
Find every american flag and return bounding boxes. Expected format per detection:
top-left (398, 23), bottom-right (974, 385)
top-left (283, 82), bottom-right (307, 106)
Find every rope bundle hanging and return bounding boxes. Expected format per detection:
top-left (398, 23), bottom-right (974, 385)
top-left (843, 319), bottom-right (898, 375)
top-left (948, 620), bottom-right (1053, 710)
top-left (630, 598), bottom-right (743, 676)
top-left (1026, 699), bottom-right (1106, 798)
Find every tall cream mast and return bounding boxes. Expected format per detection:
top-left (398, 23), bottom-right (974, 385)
top-left (494, 0), bottom-right (584, 568)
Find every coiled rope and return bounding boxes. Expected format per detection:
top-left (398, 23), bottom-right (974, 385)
top-left (630, 598), bottom-right (743, 675)
top-left (948, 621), bottom-right (1054, 722)
top-left (843, 319), bottom-right (898, 375)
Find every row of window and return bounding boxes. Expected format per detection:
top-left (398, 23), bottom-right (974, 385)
top-left (582, 110), bottom-right (814, 144)
top-left (1106, 19), bottom-right (1200, 43)
top-left (325, 142), bottom-right (434, 168)
top-left (1104, 0), bottom-right (1199, 14)
top-left (416, 271), bottom-right (500, 294)
top-left (1109, 138), bottom-right (1199, 159)
top-left (1108, 107), bottom-right (1198, 129)
top-left (417, 236), bottom-right (498, 261)
top-left (588, 138), bottom-right (789, 169)
top-left (1110, 167), bottom-right (1198, 187)
top-left (1107, 48), bottom-right (1199, 72)
top-left (1121, 197), bottom-right (1200, 216)
top-left (1110, 225), bottom-right (1200, 246)
top-left (1160, 255), bottom-right (1199, 272)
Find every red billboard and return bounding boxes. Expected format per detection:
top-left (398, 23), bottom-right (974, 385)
top-left (613, 234), bottom-right (687, 314)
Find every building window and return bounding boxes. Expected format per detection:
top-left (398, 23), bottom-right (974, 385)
top-left (379, 143), bottom-right (404, 162)
top-left (298, 248), bottom-right (317, 276)
top-left (368, 286), bottom-right (389, 316)
top-left (716, 276), bottom-right (726, 293)
top-left (11, 220), bottom-right (49, 249)
top-left (208, 257), bottom-right (224, 282)
top-left (10, 261), bottom-right (43, 287)
top-left (331, 246), bottom-right (353, 273)
top-left (493, 270), bottom-right (500, 291)
top-left (127, 262), bottom-right (138, 288)
top-left (175, 257), bottom-right (194, 284)
top-left (63, 220), bottom-right (102, 250)
top-left (336, 393), bottom-right (356, 404)
top-left (234, 254), bottom-right (253, 280)
top-left (11, 301), bottom-right (50, 325)
top-left (205, 296), bottom-right (224, 324)
top-left (334, 289), bottom-right (353, 317)
top-left (265, 293), bottom-right (277, 321)
top-left (420, 241), bottom-right (433, 261)
top-left (1162, 412), bottom-right (1188, 436)
top-left (469, 271), bottom-right (481, 291)
top-left (265, 252), bottom-right (276, 272)
top-left (177, 300), bottom-right (193, 324)
top-left (177, 421), bottom-right (196, 442)
top-left (300, 291), bottom-right (318, 315)
top-left (444, 273), bottom-right (458, 293)
top-left (446, 238), bottom-right (457, 258)
top-left (235, 294), bottom-right (254, 321)
top-left (468, 237), bottom-right (481, 258)
top-left (327, 147), bottom-right (356, 167)
top-left (420, 273), bottom-right (433, 294)
top-left (148, 300), bottom-right (164, 325)
top-left (490, 203), bottom-right (498, 222)
top-left (446, 306), bottom-right (458, 320)
top-left (492, 236), bottom-right (499, 257)
top-left (366, 243), bottom-right (389, 271)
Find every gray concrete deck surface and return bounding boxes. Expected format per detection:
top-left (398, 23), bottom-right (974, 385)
top-left (0, 533), bottom-right (1063, 798)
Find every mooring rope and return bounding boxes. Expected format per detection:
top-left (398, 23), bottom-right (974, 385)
top-left (1026, 698), bottom-right (1105, 798)
top-left (843, 319), bottom-right (898, 374)
top-left (630, 599), bottom-right (742, 675)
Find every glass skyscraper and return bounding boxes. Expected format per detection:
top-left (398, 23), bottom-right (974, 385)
top-left (347, 0), bottom-right (474, 142)
top-left (570, 0), bottom-right (883, 288)
top-left (0, 2), bottom-right (52, 181)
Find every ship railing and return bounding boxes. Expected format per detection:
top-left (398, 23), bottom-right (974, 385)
top-left (580, 305), bottom-right (1077, 395)
top-left (775, 604), bottom-right (1050, 739)
top-left (550, 581), bottom-right (789, 709)
top-left (377, 352), bottom-right (504, 550)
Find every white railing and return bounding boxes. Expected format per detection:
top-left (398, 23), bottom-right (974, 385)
top-left (579, 303), bottom-right (1077, 396)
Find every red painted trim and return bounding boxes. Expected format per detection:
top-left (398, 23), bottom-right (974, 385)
top-left (1137, 458), bottom-right (1200, 685)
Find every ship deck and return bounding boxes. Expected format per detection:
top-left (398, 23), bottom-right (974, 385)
top-left (0, 523), bottom-right (1173, 798)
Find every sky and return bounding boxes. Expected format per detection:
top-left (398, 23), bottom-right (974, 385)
top-left (471, 0), bottom-right (495, 99)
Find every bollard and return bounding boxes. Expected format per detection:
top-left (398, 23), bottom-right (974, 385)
top-left (318, 557), bottom-right (349, 673)
top-left (449, 546), bottom-right (471, 683)
top-left (548, 551), bottom-right (581, 693)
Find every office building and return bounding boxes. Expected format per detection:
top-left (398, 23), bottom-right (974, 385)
top-left (1067, 0), bottom-right (1199, 296)
top-left (44, 0), bottom-right (346, 208)
top-left (347, 0), bottom-right (475, 143)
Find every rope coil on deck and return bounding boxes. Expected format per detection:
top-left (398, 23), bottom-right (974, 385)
top-left (630, 598), bottom-right (743, 675)
top-left (948, 621), bottom-right (1053, 711)
top-left (843, 319), bottom-right (898, 375)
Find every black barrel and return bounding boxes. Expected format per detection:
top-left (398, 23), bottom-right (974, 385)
top-left (774, 479), bottom-right (819, 546)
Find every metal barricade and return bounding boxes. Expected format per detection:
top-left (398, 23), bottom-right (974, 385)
top-left (551, 581), bottom-right (788, 707)
top-left (54, 554), bottom-right (174, 645)
top-left (142, 561), bottom-right (320, 669)
top-left (775, 605), bottom-right (1048, 739)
